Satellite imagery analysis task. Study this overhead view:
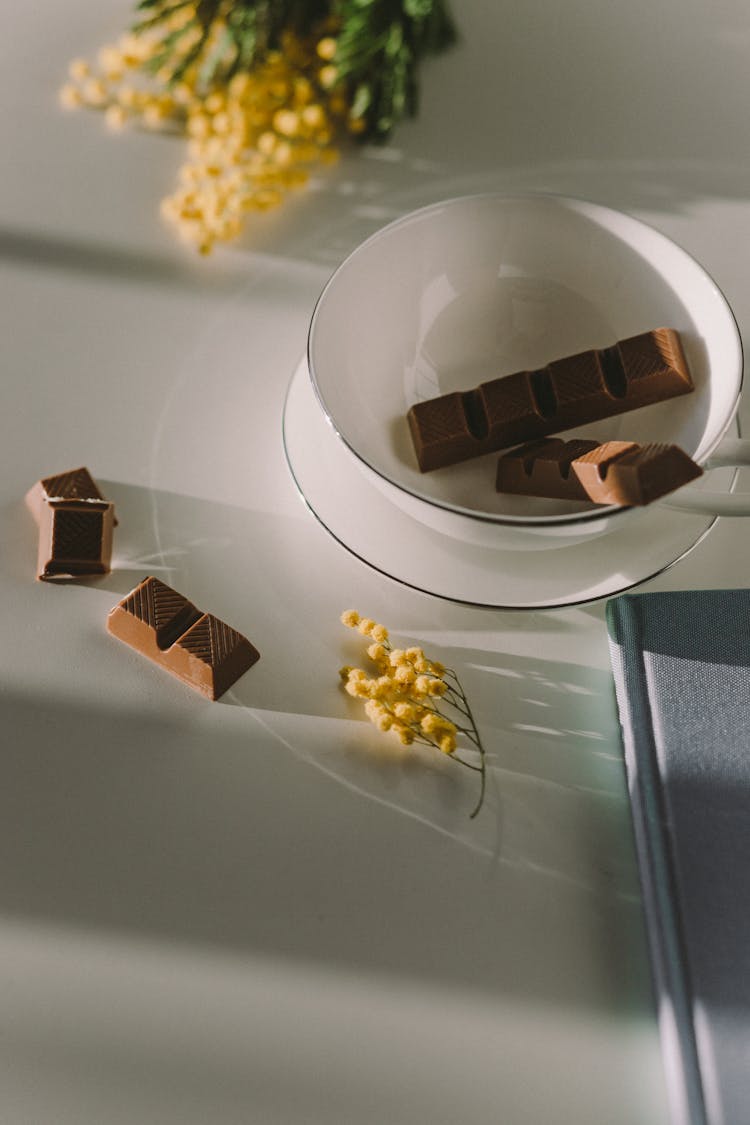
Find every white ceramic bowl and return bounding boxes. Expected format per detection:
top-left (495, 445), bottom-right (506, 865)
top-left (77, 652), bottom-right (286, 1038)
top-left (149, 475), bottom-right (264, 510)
top-left (308, 193), bottom-right (746, 549)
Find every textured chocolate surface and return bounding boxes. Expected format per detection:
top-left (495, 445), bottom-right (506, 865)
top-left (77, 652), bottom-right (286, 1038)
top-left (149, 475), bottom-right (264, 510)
top-left (496, 437), bottom-right (703, 506)
top-left (495, 438), bottom-right (602, 501)
top-left (573, 441), bottom-right (703, 506)
top-left (107, 576), bottom-right (260, 700)
top-left (26, 467), bottom-right (116, 580)
top-left (408, 328), bottom-right (694, 472)
top-left (40, 467), bottom-right (107, 502)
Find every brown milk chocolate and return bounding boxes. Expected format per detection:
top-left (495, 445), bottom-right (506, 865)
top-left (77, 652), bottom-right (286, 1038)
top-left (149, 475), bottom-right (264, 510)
top-left (496, 437), bottom-right (703, 506)
top-left (495, 439), bottom-right (601, 501)
top-left (573, 441), bottom-right (703, 506)
top-left (408, 328), bottom-right (693, 472)
top-left (107, 576), bottom-right (260, 700)
top-left (26, 467), bottom-right (116, 579)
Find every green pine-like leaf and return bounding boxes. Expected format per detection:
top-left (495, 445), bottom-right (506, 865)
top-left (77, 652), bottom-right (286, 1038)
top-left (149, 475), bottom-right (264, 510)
top-left (126, 0), bottom-right (456, 139)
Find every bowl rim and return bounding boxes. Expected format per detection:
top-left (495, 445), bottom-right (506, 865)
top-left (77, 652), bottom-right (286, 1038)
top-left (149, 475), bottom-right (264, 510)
top-left (307, 190), bottom-right (744, 529)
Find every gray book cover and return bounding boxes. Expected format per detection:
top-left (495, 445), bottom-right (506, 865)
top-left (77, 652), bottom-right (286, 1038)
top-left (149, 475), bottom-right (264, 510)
top-left (607, 589), bottom-right (750, 1125)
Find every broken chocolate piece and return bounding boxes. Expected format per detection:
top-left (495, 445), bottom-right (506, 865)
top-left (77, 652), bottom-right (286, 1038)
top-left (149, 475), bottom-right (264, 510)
top-left (573, 441), bottom-right (703, 506)
top-left (26, 466), bottom-right (116, 580)
top-left (107, 576), bottom-right (260, 700)
top-left (408, 328), bottom-right (694, 471)
top-left (495, 438), bottom-right (602, 501)
top-left (496, 437), bottom-right (703, 506)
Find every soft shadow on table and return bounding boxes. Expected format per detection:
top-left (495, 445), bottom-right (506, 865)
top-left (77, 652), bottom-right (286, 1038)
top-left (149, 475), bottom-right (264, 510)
top-left (0, 478), bottom-right (652, 1018)
top-left (0, 681), bottom-right (647, 1020)
top-left (228, 149), bottom-right (750, 273)
top-left (0, 226), bottom-right (260, 295)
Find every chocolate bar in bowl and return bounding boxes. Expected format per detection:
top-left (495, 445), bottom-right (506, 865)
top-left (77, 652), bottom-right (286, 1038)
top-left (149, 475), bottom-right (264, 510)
top-left (407, 328), bottom-right (694, 472)
top-left (495, 437), bottom-right (703, 506)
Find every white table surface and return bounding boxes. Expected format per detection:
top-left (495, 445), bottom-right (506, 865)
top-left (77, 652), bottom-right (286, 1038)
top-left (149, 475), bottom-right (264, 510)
top-left (1, 2), bottom-right (748, 1122)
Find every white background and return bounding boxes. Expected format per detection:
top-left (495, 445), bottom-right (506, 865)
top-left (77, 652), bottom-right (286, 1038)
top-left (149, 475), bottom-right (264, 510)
top-left (1, 1), bottom-right (749, 1121)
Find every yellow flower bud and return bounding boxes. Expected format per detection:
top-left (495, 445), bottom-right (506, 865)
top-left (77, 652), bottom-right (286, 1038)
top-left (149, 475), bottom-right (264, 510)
top-left (273, 109), bottom-right (300, 137)
top-left (82, 78), bottom-right (107, 106)
top-left (426, 678), bottom-right (448, 696)
top-left (105, 104), bottom-right (127, 130)
top-left (187, 114), bottom-right (211, 139)
top-left (204, 91), bottom-right (226, 114)
top-left (172, 82), bottom-right (195, 107)
top-left (367, 676), bottom-right (392, 700)
top-left (68, 58), bottom-right (91, 81)
top-left (318, 65), bottom-right (338, 90)
top-left (178, 163), bottom-right (201, 184)
top-left (316, 37), bottom-right (337, 61)
top-left (59, 84), bottom-right (84, 109)
top-left (212, 111), bottom-right (231, 134)
top-left (98, 46), bottom-right (124, 78)
top-left (273, 140), bottom-right (293, 166)
top-left (160, 195), bottom-right (180, 221)
top-left (229, 73), bottom-right (251, 98)
top-left (257, 130), bottom-right (277, 155)
top-left (394, 701), bottom-right (419, 722)
top-left (301, 103), bottom-right (326, 131)
top-left (143, 104), bottom-right (167, 129)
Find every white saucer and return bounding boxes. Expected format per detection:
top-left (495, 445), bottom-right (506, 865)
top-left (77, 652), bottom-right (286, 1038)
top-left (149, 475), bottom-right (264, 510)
top-left (282, 358), bottom-right (722, 609)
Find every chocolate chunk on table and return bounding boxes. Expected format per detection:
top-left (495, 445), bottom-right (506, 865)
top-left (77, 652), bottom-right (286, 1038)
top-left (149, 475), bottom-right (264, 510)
top-left (107, 576), bottom-right (260, 700)
top-left (25, 466), bottom-right (116, 579)
top-left (496, 437), bottom-right (703, 506)
top-left (408, 328), bottom-right (694, 472)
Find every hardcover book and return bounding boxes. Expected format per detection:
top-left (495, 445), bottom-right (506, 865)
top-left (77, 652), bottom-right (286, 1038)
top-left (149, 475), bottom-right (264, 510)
top-left (606, 589), bottom-right (750, 1125)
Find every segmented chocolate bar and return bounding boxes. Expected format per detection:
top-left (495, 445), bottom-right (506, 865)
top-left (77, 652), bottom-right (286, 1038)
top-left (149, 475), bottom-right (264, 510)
top-left (495, 437), bottom-right (703, 506)
top-left (25, 466), bottom-right (116, 580)
top-left (408, 328), bottom-right (694, 472)
top-left (107, 576), bottom-right (260, 700)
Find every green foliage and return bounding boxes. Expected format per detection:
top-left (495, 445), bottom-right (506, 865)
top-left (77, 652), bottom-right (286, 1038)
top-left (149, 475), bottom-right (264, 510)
top-left (131, 0), bottom-right (456, 138)
top-left (332, 0), bottom-right (456, 138)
